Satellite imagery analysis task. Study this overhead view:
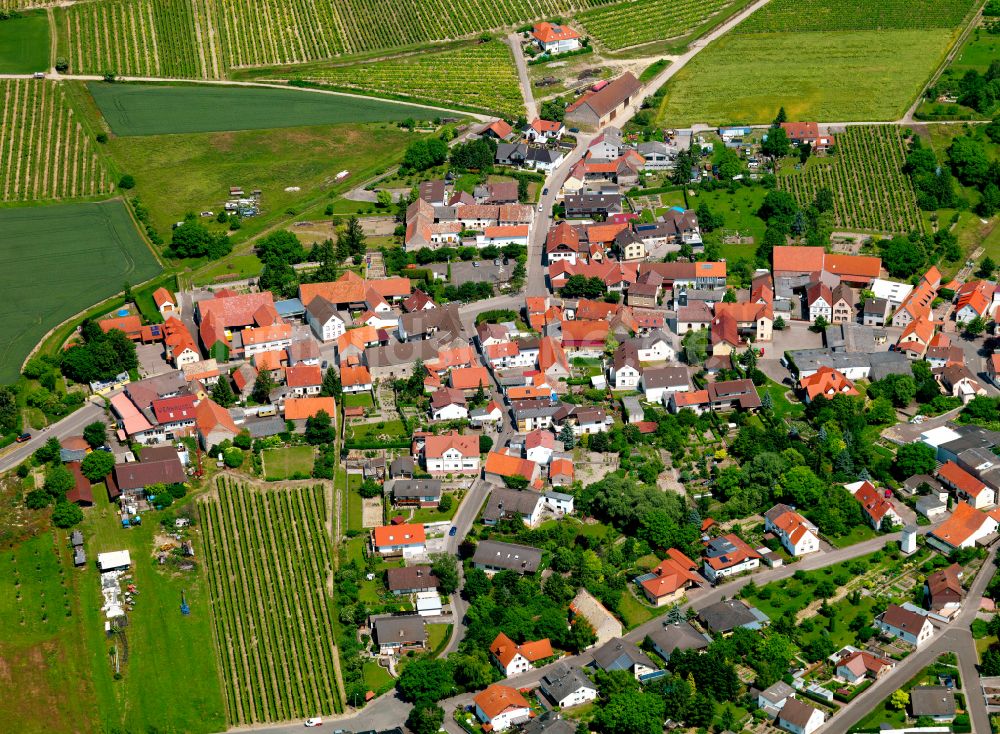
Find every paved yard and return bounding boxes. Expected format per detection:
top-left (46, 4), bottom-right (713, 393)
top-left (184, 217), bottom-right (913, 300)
top-left (136, 342), bottom-right (171, 378)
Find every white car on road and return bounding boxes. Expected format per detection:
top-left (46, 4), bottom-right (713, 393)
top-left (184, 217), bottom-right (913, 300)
top-left (305, 718), bottom-right (323, 727)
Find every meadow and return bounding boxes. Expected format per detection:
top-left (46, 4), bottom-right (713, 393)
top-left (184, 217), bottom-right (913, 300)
top-left (0, 200), bottom-right (162, 383)
top-left (201, 478), bottom-right (342, 724)
top-left (656, 29), bottom-right (955, 126)
top-left (88, 82), bottom-right (443, 136)
top-left (0, 79), bottom-right (113, 201)
top-left (104, 117), bottom-right (413, 242)
top-left (262, 446), bottom-right (315, 480)
top-left (301, 41), bottom-right (524, 116)
top-left (0, 9), bottom-right (49, 73)
top-left (779, 126), bottom-right (923, 233)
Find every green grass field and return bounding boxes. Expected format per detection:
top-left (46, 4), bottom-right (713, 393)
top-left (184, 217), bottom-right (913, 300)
top-left (88, 83), bottom-right (444, 136)
top-left (736, 0), bottom-right (976, 33)
top-left (0, 200), bottom-right (162, 383)
top-left (262, 446), bottom-right (315, 479)
top-left (0, 10), bottom-right (49, 73)
top-left (657, 29), bottom-right (955, 125)
top-left (104, 119), bottom-right (414, 245)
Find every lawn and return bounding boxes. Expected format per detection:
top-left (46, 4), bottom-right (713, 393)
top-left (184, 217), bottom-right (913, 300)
top-left (343, 393), bottom-right (375, 409)
top-left (0, 10), bottom-right (49, 73)
top-left (761, 379), bottom-right (805, 419)
top-left (348, 419), bottom-right (409, 442)
top-left (427, 623), bottom-right (452, 655)
top-left (88, 83), bottom-right (442, 136)
top-left (657, 29), bottom-right (956, 126)
top-left (828, 523), bottom-right (878, 548)
top-left (348, 474), bottom-right (365, 533)
top-left (410, 496), bottom-right (461, 524)
top-left (686, 184), bottom-right (767, 245)
top-left (262, 446), bottom-right (315, 480)
top-left (104, 116), bottom-right (414, 243)
top-left (0, 200), bottom-right (162, 383)
top-left (194, 255), bottom-right (264, 287)
top-left (617, 588), bottom-right (669, 630)
top-left (849, 656), bottom-right (956, 733)
top-left (363, 661), bottom-right (395, 695)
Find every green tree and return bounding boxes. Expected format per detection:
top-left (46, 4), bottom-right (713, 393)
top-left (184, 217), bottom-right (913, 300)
top-left (80, 450), bottom-right (115, 481)
top-left (595, 691), bottom-right (666, 734)
top-left (890, 689), bottom-right (910, 711)
top-left (431, 553), bottom-right (460, 594)
top-left (559, 422), bottom-right (575, 449)
top-left (51, 501), bottom-right (83, 528)
top-left (211, 377), bottom-right (237, 407)
top-left (222, 447), bottom-right (244, 468)
top-left (320, 367), bottom-right (342, 397)
top-left (894, 442), bottom-right (937, 479)
top-left (359, 479), bottom-right (381, 498)
top-left (761, 126), bottom-right (790, 159)
top-left (979, 255), bottom-right (997, 278)
top-left (252, 369), bottom-right (276, 404)
top-left (0, 385), bottom-right (16, 433)
top-left (964, 315), bottom-right (989, 336)
top-left (396, 657), bottom-right (455, 702)
top-left (83, 421), bottom-right (107, 448)
top-left (338, 216), bottom-right (367, 258)
top-left (376, 190), bottom-right (393, 208)
top-left (811, 315), bottom-right (829, 332)
top-left (25, 490), bottom-right (51, 509)
top-left (479, 435), bottom-right (493, 453)
top-left (118, 174), bottom-right (135, 189)
top-left (304, 410), bottom-right (335, 445)
top-left (406, 700), bottom-right (444, 734)
top-left (44, 464), bottom-right (75, 498)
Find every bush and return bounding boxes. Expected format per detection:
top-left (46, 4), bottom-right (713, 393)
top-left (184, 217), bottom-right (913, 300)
top-left (96, 133), bottom-right (108, 144)
top-left (25, 489), bottom-right (51, 509)
top-left (118, 174), bottom-right (135, 189)
top-left (223, 447), bottom-right (244, 468)
top-left (51, 501), bottom-right (83, 528)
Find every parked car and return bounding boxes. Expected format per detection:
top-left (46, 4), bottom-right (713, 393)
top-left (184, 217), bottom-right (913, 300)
top-left (542, 188), bottom-right (549, 195)
top-left (449, 526), bottom-right (458, 537)
top-left (305, 718), bottom-right (323, 727)
top-left (16, 433), bottom-right (31, 443)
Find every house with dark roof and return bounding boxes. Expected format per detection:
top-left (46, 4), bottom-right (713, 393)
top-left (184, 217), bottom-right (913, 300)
top-left (776, 697), bottom-right (825, 734)
top-left (924, 563), bottom-right (964, 616)
top-left (371, 615), bottom-right (427, 655)
top-left (539, 663), bottom-right (598, 709)
top-left (386, 565), bottom-right (439, 595)
top-left (646, 621), bottom-right (710, 662)
top-left (875, 604), bottom-right (934, 646)
top-left (390, 479), bottom-right (442, 508)
top-left (565, 73), bottom-right (642, 130)
top-left (910, 686), bottom-right (957, 722)
top-left (472, 540), bottom-right (542, 575)
top-left (699, 599), bottom-right (769, 634)
top-left (589, 638), bottom-right (657, 680)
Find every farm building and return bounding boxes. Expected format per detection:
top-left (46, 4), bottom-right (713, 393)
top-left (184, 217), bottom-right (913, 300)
top-left (565, 73), bottom-right (642, 130)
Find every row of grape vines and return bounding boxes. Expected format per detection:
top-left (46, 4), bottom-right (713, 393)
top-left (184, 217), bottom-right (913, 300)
top-left (778, 126), bottom-right (923, 234)
top-left (0, 80), bottom-right (111, 202)
top-left (201, 478), bottom-right (341, 725)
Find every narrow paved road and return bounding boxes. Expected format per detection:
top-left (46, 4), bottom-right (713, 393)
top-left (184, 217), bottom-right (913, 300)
top-left (0, 401), bottom-right (105, 473)
top-left (822, 546), bottom-right (997, 734)
top-left (507, 32), bottom-right (538, 122)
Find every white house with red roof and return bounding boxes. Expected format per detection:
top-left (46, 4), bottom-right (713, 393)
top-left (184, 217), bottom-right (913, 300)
top-left (845, 481), bottom-right (902, 530)
top-left (153, 287), bottom-right (178, 317)
top-left (526, 118), bottom-right (565, 142)
top-left (638, 549), bottom-right (703, 606)
top-left (524, 429), bottom-right (558, 465)
top-left (422, 431), bottom-right (480, 476)
top-left (531, 22), bottom-right (581, 54)
top-left (703, 533), bottom-right (762, 582)
top-left (763, 504), bottom-right (820, 556)
top-left (372, 523), bottom-right (426, 558)
top-left (938, 460), bottom-right (995, 509)
top-left (474, 683), bottom-right (532, 731)
top-left (834, 649), bottom-right (894, 684)
top-left (489, 633), bottom-right (554, 677)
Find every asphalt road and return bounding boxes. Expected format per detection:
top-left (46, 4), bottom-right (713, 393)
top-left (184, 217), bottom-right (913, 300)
top-left (0, 400), bottom-right (105, 473)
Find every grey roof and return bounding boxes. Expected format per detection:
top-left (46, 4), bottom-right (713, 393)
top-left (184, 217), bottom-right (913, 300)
top-left (540, 663), bottom-right (597, 704)
top-left (903, 474), bottom-right (943, 493)
top-left (483, 487), bottom-right (542, 522)
top-left (788, 348), bottom-right (871, 374)
top-left (867, 351), bottom-right (913, 381)
top-left (939, 425), bottom-right (1000, 456)
top-left (244, 416), bottom-right (286, 438)
top-left (390, 456), bottom-right (415, 477)
top-left (385, 565), bottom-right (438, 592)
top-left (61, 448), bottom-right (88, 463)
top-left (391, 479), bottom-right (442, 500)
top-left (521, 712), bottom-right (577, 734)
top-left (472, 540), bottom-right (542, 573)
top-left (365, 339), bottom-right (441, 368)
top-left (372, 615), bottom-right (427, 645)
top-left (646, 621), bottom-right (710, 660)
top-left (275, 298), bottom-right (304, 317)
top-left (591, 638), bottom-right (656, 672)
top-left (621, 395), bottom-right (643, 415)
top-left (761, 681), bottom-right (797, 705)
top-left (305, 295), bottom-right (341, 324)
top-left (564, 193), bottom-right (622, 211)
top-left (73, 547), bottom-right (86, 565)
top-left (910, 686), bottom-right (956, 717)
top-left (71, 530), bottom-right (84, 547)
top-left (864, 297), bottom-right (889, 315)
top-left (642, 365), bottom-right (689, 389)
top-left (638, 141), bottom-right (669, 156)
top-left (826, 323), bottom-right (884, 353)
top-left (699, 599), bottom-right (759, 633)
top-left (526, 147), bottom-right (562, 164)
top-left (916, 495), bottom-right (947, 515)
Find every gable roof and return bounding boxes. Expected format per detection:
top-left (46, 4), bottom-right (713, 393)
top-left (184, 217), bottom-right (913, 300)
top-left (800, 366), bottom-right (858, 401)
top-left (640, 550), bottom-right (703, 599)
top-left (283, 396), bottom-right (336, 420)
top-left (566, 72), bottom-right (641, 119)
top-left (778, 698), bottom-right (821, 729)
top-left (532, 21), bottom-right (580, 43)
top-left (938, 460), bottom-right (987, 497)
top-left (424, 430), bottom-right (478, 459)
top-left (474, 684), bottom-right (530, 720)
top-left (490, 632), bottom-right (554, 667)
top-left (472, 540), bottom-right (542, 573)
top-left (852, 480), bottom-right (896, 524)
top-left (878, 603), bottom-right (930, 634)
top-left (485, 451), bottom-right (537, 480)
top-left (373, 523), bottom-right (426, 548)
top-left (194, 398), bottom-right (239, 436)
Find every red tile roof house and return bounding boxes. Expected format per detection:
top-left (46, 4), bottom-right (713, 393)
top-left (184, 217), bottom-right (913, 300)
top-left (702, 533), bottom-right (762, 582)
top-left (372, 523), bottom-right (426, 558)
top-left (194, 397), bottom-right (240, 449)
top-left (423, 431), bottom-right (480, 476)
top-left (196, 291), bottom-right (279, 361)
top-left (938, 460), bottom-right (995, 509)
top-left (480, 119), bottom-right (513, 141)
top-left (989, 353), bottom-right (1000, 389)
top-left (284, 364), bottom-right (323, 397)
top-left (99, 314), bottom-right (143, 341)
top-left (153, 287), bottom-right (178, 317)
top-left (875, 604), bottom-right (934, 647)
top-left (763, 504), bottom-right (820, 556)
top-left (846, 480), bottom-right (902, 530)
top-left (473, 683), bottom-right (532, 732)
top-left (489, 632), bottom-right (554, 677)
top-left (638, 548), bottom-right (703, 606)
top-left (484, 451), bottom-right (541, 486)
top-left (779, 121), bottom-right (834, 150)
top-left (526, 118), bottom-right (565, 142)
top-left (531, 21), bottom-right (581, 55)
top-left (834, 649), bottom-right (894, 685)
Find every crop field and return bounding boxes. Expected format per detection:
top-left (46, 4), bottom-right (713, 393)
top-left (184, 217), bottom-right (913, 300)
top-left (778, 126), bottom-right (923, 233)
top-left (0, 200), bottom-right (162, 383)
top-left (217, 0), bottom-right (345, 68)
top-left (0, 9), bottom-right (49, 74)
top-left (201, 479), bottom-right (342, 725)
top-left (305, 41), bottom-right (524, 116)
top-left (736, 0), bottom-right (977, 33)
top-left (62, 0), bottom-right (222, 78)
top-left (656, 29), bottom-right (955, 126)
top-left (577, 0), bottom-right (735, 50)
top-left (0, 80), bottom-right (112, 202)
top-left (89, 82), bottom-right (442, 135)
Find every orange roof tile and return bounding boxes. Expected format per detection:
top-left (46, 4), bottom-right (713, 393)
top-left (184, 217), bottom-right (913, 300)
top-left (424, 431), bottom-right (478, 459)
top-left (938, 461), bottom-right (987, 497)
top-left (485, 451), bottom-right (537, 480)
top-left (283, 397), bottom-right (336, 420)
top-left (341, 365), bottom-right (372, 388)
top-left (532, 22), bottom-right (580, 43)
top-left (450, 366), bottom-right (490, 391)
top-left (800, 366), bottom-right (858, 401)
top-left (474, 684), bottom-right (531, 720)
top-left (373, 523), bottom-right (426, 548)
top-left (194, 398), bottom-right (239, 435)
top-left (933, 502), bottom-right (994, 548)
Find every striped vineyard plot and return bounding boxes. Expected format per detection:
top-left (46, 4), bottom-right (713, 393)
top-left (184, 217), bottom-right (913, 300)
top-left (64, 0), bottom-right (216, 78)
top-left (577, 0), bottom-right (737, 50)
top-left (0, 79), bottom-right (112, 201)
top-left (217, 0), bottom-right (344, 69)
top-left (778, 126), bottom-right (922, 234)
top-left (201, 478), bottom-right (341, 725)
top-left (305, 41), bottom-right (524, 116)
